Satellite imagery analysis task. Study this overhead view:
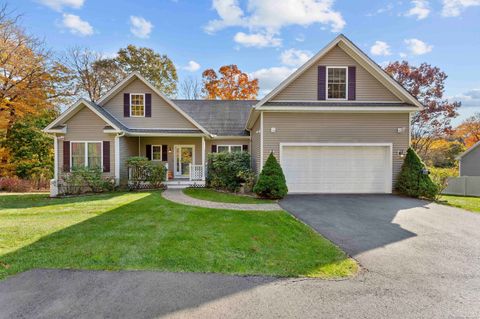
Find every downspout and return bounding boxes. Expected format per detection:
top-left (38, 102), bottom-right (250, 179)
top-left (114, 131), bottom-right (125, 186)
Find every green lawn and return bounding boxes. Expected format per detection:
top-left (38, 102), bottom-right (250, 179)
top-left (0, 191), bottom-right (357, 280)
top-left (440, 195), bottom-right (480, 213)
top-left (183, 188), bottom-right (274, 204)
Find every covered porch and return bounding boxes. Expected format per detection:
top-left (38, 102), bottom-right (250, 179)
top-left (121, 132), bottom-right (207, 187)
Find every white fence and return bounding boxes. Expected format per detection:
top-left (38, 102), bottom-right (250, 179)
top-left (443, 176), bottom-right (480, 197)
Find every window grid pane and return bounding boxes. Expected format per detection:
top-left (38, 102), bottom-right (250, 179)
top-left (87, 142), bottom-right (101, 169)
top-left (217, 146), bottom-right (229, 153)
top-left (71, 142), bottom-right (85, 169)
top-left (131, 94), bottom-right (145, 116)
top-left (327, 68), bottom-right (347, 99)
top-left (231, 146), bottom-right (242, 153)
top-left (152, 146), bottom-right (162, 160)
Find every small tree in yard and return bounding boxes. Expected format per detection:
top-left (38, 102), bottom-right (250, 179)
top-left (395, 148), bottom-right (438, 199)
top-left (253, 153), bottom-right (288, 199)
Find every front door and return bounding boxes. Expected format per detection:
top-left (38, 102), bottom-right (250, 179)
top-left (174, 145), bottom-right (194, 178)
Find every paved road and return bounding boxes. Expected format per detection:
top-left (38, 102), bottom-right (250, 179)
top-left (1, 195), bottom-right (480, 318)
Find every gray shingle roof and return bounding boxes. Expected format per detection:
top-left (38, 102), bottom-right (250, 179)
top-left (173, 99), bottom-right (257, 136)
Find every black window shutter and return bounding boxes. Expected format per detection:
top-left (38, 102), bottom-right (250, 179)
top-left (103, 141), bottom-right (110, 172)
top-left (146, 144), bottom-right (152, 160)
top-left (348, 66), bottom-right (356, 100)
top-left (317, 66), bottom-right (326, 100)
top-left (211, 144), bottom-right (217, 153)
top-left (162, 145), bottom-right (168, 161)
top-left (63, 141), bottom-right (70, 172)
top-left (124, 93), bottom-right (130, 117)
top-left (242, 145), bottom-right (248, 152)
top-left (145, 93), bottom-right (152, 117)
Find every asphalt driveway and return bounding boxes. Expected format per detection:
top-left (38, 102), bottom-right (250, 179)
top-left (1, 195), bottom-right (480, 318)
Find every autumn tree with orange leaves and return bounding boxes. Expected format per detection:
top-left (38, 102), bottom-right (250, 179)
top-left (0, 5), bottom-right (73, 176)
top-left (202, 65), bottom-right (259, 100)
top-left (454, 113), bottom-right (480, 148)
top-left (384, 61), bottom-right (460, 158)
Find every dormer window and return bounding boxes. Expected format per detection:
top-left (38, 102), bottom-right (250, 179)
top-left (130, 93), bottom-right (145, 117)
top-left (327, 67), bottom-right (347, 100)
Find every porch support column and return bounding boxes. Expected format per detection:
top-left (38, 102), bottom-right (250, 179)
top-left (114, 134), bottom-right (120, 186)
top-left (53, 134), bottom-right (58, 180)
top-left (202, 136), bottom-right (206, 181)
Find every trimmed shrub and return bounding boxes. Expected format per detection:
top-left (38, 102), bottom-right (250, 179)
top-left (395, 148), bottom-right (438, 199)
top-left (126, 156), bottom-right (166, 190)
top-left (429, 167), bottom-right (456, 200)
top-left (207, 152), bottom-right (253, 192)
top-left (253, 152), bottom-right (288, 199)
top-left (0, 177), bottom-right (31, 192)
top-left (59, 167), bottom-right (115, 195)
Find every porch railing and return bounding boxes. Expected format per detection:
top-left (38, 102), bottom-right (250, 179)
top-left (189, 164), bottom-right (205, 181)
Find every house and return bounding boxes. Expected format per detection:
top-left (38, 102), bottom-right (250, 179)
top-left (457, 141), bottom-right (480, 176)
top-left (44, 34), bottom-right (422, 196)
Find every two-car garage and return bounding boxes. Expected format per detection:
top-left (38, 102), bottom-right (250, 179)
top-left (280, 143), bottom-right (392, 194)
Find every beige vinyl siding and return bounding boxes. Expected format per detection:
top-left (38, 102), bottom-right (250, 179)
top-left (102, 78), bottom-right (197, 129)
top-left (58, 106), bottom-right (115, 178)
top-left (460, 146), bottom-right (480, 176)
top-left (250, 117), bottom-right (261, 174)
top-left (273, 45), bottom-right (400, 102)
top-left (262, 112), bottom-right (410, 186)
top-left (119, 136), bottom-right (138, 185)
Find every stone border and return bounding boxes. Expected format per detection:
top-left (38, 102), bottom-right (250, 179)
top-left (162, 189), bottom-right (282, 211)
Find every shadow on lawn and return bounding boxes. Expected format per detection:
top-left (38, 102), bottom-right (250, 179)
top-left (0, 191), bottom-right (337, 318)
top-left (0, 192), bottom-right (126, 209)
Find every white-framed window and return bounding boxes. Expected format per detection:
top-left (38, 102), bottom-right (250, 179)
top-left (130, 93), bottom-right (145, 117)
top-left (152, 145), bottom-right (162, 161)
top-left (71, 141), bottom-right (102, 170)
top-left (217, 145), bottom-right (243, 153)
top-left (327, 67), bottom-right (348, 100)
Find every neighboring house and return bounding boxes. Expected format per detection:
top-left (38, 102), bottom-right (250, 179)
top-left (44, 34), bottom-right (422, 196)
top-left (457, 141), bottom-right (480, 176)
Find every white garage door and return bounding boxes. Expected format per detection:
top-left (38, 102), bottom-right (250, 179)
top-left (281, 144), bottom-right (392, 194)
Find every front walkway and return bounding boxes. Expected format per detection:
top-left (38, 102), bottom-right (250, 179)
top-left (162, 189), bottom-right (281, 211)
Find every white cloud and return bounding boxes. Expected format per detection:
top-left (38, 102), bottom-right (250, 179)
top-left (37, 0), bottom-right (84, 11)
top-left (250, 66), bottom-right (296, 94)
top-left (442, 0), bottom-right (480, 17)
top-left (129, 16), bottom-right (153, 38)
top-left (206, 0), bottom-right (346, 45)
top-left (280, 49), bottom-right (312, 67)
top-left (452, 89), bottom-right (480, 107)
top-left (404, 38), bottom-right (433, 55)
top-left (406, 0), bottom-right (430, 19)
top-left (61, 13), bottom-right (93, 36)
top-left (234, 32), bottom-right (281, 47)
top-left (183, 60), bottom-right (201, 72)
top-left (370, 41), bottom-right (391, 56)
top-left (366, 3), bottom-right (394, 16)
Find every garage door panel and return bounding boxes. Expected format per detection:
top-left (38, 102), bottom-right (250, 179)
top-left (281, 145), bottom-right (391, 194)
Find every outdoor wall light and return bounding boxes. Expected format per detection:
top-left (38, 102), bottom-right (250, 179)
top-left (270, 127), bottom-right (276, 133)
top-left (398, 150), bottom-right (406, 158)
top-left (397, 127), bottom-right (407, 134)
top-left (168, 147), bottom-right (172, 153)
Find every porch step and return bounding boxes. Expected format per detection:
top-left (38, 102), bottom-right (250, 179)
top-left (165, 180), bottom-right (205, 189)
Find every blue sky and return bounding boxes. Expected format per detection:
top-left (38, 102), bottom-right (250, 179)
top-left (10, 0), bottom-right (480, 124)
